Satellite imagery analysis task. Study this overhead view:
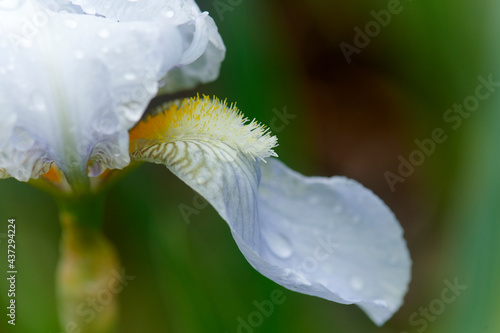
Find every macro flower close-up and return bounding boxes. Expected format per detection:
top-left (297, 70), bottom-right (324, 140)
top-left (1, 0), bottom-right (498, 333)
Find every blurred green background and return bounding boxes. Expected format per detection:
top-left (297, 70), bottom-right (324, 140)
top-left (1, 0), bottom-right (499, 332)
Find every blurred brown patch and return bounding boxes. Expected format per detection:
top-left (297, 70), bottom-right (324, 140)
top-left (271, 1), bottom-right (432, 248)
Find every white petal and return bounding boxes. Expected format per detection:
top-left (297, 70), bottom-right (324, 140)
top-left (256, 159), bottom-right (411, 325)
top-left (134, 140), bottom-right (262, 246)
top-left (34, 0), bottom-right (84, 14)
top-left (129, 97), bottom-right (410, 325)
top-left (129, 96), bottom-right (276, 261)
top-left (0, 1), bottom-right (183, 181)
top-left (70, 0), bottom-right (226, 92)
top-left (161, 15), bottom-right (225, 93)
top-left (135, 144), bottom-right (410, 324)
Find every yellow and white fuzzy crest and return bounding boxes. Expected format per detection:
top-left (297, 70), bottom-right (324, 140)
top-left (129, 95), bottom-right (278, 161)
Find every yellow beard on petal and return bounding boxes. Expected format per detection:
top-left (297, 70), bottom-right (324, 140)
top-left (129, 95), bottom-right (278, 161)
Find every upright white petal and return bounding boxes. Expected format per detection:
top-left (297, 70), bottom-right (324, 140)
top-left (69, 0), bottom-right (226, 93)
top-left (0, 1), bottom-right (184, 181)
top-left (130, 97), bottom-right (411, 325)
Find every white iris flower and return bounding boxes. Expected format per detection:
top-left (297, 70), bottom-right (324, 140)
top-left (0, 0), bottom-right (411, 326)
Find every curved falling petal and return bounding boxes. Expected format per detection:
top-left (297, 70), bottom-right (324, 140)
top-left (257, 159), bottom-right (411, 325)
top-left (129, 97), bottom-right (411, 325)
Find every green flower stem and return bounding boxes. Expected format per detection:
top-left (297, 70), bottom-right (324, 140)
top-left (56, 195), bottom-right (121, 333)
top-left (66, 169), bottom-right (91, 195)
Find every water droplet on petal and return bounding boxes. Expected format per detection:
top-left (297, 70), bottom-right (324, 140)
top-left (32, 92), bottom-right (46, 112)
top-left (350, 276), bottom-right (364, 291)
top-left (264, 230), bottom-right (293, 259)
top-left (120, 104), bottom-right (143, 122)
top-left (98, 28), bottom-right (110, 39)
top-left (65, 19), bottom-right (77, 29)
top-left (283, 268), bottom-right (311, 286)
top-left (332, 204), bottom-right (343, 214)
top-left (309, 196), bottom-right (320, 204)
top-left (123, 72), bottom-right (136, 81)
top-left (0, 0), bottom-right (24, 10)
top-left (388, 254), bottom-right (400, 266)
top-left (351, 214), bottom-right (361, 225)
top-left (97, 113), bottom-right (118, 135)
top-left (12, 128), bottom-right (35, 151)
top-left (355, 194), bottom-right (364, 203)
top-left (196, 176), bottom-right (207, 185)
top-left (75, 50), bottom-right (85, 59)
top-left (164, 10), bottom-right (174, 18)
